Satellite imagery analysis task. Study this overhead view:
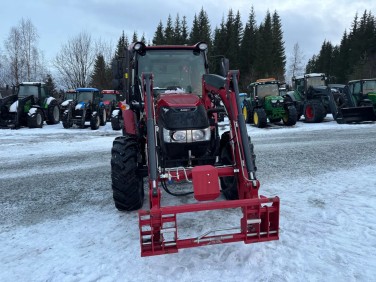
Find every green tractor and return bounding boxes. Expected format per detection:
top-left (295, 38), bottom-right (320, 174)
top-left (285, 73), bottom-right (333, 123)
top-left (61, 87), bottom-right (107, 130)
top-left (242, 78), bottom-right (297, 128)
top-left (328, 78), bottom-right (376, 123)
top-left (0, 82), bottom-right (60, 129)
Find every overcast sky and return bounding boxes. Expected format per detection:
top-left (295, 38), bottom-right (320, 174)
top-left (1, 0), bottom-right (375, 70)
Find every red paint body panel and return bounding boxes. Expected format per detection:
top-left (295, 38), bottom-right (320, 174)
top-left (191, 165), bottom-right (220, 201)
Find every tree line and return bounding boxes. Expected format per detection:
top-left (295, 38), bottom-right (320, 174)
top-left (1, 7), bottom-right (375, 95)
top-left (306, 10), bottom-right (376, 83)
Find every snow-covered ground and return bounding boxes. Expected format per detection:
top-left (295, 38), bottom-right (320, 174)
top-left (1, 117), bottom-right (376, 282)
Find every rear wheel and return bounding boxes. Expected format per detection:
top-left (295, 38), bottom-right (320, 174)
top-left (90, 112), bottom-right (100, 130)
top-left (111, 135), bottom-right (144, 211)
top-left (253, 108), bottom-right (268, 128)
top-left (27, 108), bottom-right (44, 128)
top-left (242, 101), bottom-right (253, 123)
top-left (282, 106), bottom-right (297, 126)
top-left (304, 101), bottom-right (326, 123)
top-left (46, 103), bottom-right (60, 125)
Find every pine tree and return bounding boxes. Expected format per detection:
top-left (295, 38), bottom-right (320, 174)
top-left (45, 74), bottom-right (58, 98)
top-left (255, 11), bottom-right (273, 78)
top-left (173, 14), bottom-right (182, 44)
top-left (164, 15), bottom-right (174, 44)
top-left (181, 16), bottom-right (189, 44)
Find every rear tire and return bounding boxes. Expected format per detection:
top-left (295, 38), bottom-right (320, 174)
top-left (111, 135), bottom-right (144, 211)
top-left (46, 103), bottom-right (60, 125)
top-left (27, 109), bottom-right (44, 128)
top-left (242, 100), bottom-right (253, 123)
top-left (304, 101), bottom-right (326, 123)
top-left (282, 106), bottom-right (297, 126)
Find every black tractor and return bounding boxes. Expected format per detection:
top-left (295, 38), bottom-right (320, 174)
top-left (61, 87), bottom-right (107, 130)
top-left (0, 82), bottom-right (60, 129)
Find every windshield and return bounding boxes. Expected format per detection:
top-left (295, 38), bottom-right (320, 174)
top-left (306, 76), bottom-right (326, 88)
top-left (18, 85), bottom-right (38, 98)
top-left (77, 91), bottom-right (93, 102)
top-left (257, 84), bottom-right (279, 99)
top-left (65, 93), bottom-right (77, 100)
top-left (103, 94), bottom-right (117, 101)
top-left (363, 80), bottom-right (376, 94)
top-left (138, 49), bottom-right (206, 96)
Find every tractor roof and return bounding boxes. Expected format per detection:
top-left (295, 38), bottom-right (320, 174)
top-left (19, 82), bottom-right (46, 86)
top-left (101, 90), bottom-right (121, 94)
top-left (348, 78), bottom-right (376, 84)
top-left (76, 88), bottom-right (99, 92)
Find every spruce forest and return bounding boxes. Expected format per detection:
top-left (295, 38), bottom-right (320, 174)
top-left (1, 8), bottom-right (376, 92)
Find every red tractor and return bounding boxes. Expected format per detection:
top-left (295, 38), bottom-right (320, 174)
top-left (111, 42), bottom-right (280, 256)
top-left (101, 89), bottom-right (122, 121)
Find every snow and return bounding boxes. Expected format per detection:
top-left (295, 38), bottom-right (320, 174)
top-left (1, 116), bottom-right (376, 282)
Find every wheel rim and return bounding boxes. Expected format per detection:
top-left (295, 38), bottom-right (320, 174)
top-left (305, 105), bottom-right (314, 119)
top-left (37, 113), bottom-right (42, 125)
top-left (253, 111), bottom-right (259, 125)
top-left (243, 106), bottom-right (248, 121)
top-left (53, 106), bottom-right (59, 121)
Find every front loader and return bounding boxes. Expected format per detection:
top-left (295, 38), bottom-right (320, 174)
top-left (111, 42), bottom-right (279, 256)
top-left (328, 79), bottom-right (376, 123)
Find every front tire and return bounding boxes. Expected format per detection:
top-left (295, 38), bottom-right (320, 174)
top-left (282, 106), bottom-right (297, 126)
top-left (90, 112), bottom-right (100, 130)
top-left (111, 113), bottom-right (122, 130)
top-left (100, 108), bottom-right (107, 126)
top-left (27, 108), bottom-right (44, 128)
top-left (219, 132), bottom-right (238, 200)
top-left (111, 135), bottom-right (144, 211)
top-left (253, 108), bottom-right (268, 128)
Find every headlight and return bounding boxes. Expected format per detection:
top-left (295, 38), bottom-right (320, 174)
top-left (172, 131), bottom-right (187, 142)
top-left (163, 128), bottom-right (211, 143)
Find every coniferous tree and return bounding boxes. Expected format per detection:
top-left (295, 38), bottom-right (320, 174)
top-left (271, 10), bottom-right (286, 81)
top-left (239, 6), bottom-right (258, 88)
top-left (115, 31), bottom-right (128, 58)
top-left (173, 14), bottom-right (182, 44)
top-left (164, 15), bottom-right (174, 44)
top-left (45, 74), bottom-right (58, 98)
top-left (153, 21), bottom-right (165, 45)
top-left (91, 54), bottom-right (111, 90)
top-left (255, 11), bottom-right (273, 78)
top-left (181, 16), bottom-right (189, 44)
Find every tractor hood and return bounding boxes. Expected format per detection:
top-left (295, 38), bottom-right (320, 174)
top-left (156, 93), bottom-right (201, 108)
top-left (103, 100), bottom-right (112, 106)
top-left (156, 93), bottom-right (209, 130)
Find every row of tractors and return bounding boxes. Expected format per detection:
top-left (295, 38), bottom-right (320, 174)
top-left (1, 75), bottom-right (375, 130)
top-left (240, 74), bottom-right (376, 128)
top-left (0, 83), bottom-right (123, 130)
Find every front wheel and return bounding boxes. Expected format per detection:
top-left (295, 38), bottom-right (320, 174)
top-left (111, 135), bottom-right (144, 211)
top-left (62, 110), bottom-right (73, 128)
top-left (27, 108), bottom-right (44, 128)
top-left (282, 106), bottom-right (297, 126)
top-left (111, 111), bottom-right (122, 130)
top-left (219, 132), bottom-right (238, 200)
top-left (253, 108), bottom-right (268, 128)
top-left (90, 112), bottom-right (100, 130)
top-left (100, 108), bottom-right (107, 126)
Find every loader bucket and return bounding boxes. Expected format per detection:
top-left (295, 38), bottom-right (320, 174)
top-left (335, 106), bottom-right (376, 124)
